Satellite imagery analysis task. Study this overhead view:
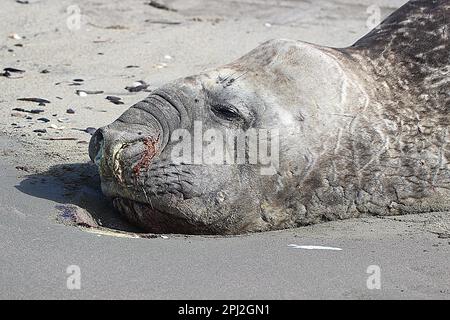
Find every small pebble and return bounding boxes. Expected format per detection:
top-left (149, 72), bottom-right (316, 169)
top-left (9, 33), bottom-right (22, 40)
top-left (154, 62), bottom-right (167, 69)
top-left (132, 81), bottom-right (145, 87)
top-left (66, 108), bottom-right (75, 114)
top-left (49, 124), bottom-right (65, 130)
top-left (33, 129), bottom-right (47, 133)
top-left (106, 96), bottom-right (124, 105)
top-left (125, 80), bottom-right (149, 92)
top-left (30, 109), bottom-right (45, 114)
top-left (106, 95), bottom-right (121, 101)
top-left (84, 127), bottom-right (97, 135)
top-left (37, 117), bottom-right (50, 123)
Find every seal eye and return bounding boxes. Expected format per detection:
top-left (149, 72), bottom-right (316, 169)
top-left (211, 104), bottom-right (243, 122)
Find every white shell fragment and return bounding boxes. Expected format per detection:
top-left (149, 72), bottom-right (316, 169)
top-left (288, 244), bottom-right (343, 251)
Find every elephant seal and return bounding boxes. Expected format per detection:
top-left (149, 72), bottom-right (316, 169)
top-left (89, 0), bottom-right (449, 234)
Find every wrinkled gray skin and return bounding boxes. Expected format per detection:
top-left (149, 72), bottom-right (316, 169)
top-left (89, 0), bottom-right (449, 234)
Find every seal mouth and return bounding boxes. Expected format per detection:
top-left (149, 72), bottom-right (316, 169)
top-left (112, 197), bottom-right (216, 235)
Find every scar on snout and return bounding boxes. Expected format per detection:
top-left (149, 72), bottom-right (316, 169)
top-left (133, 135), bottom-right (160, 178)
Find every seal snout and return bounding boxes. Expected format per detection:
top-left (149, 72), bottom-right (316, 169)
top-left (89, 128), bottom-right (104, 165)
top-left (88, 123), bottom-right (162, 180)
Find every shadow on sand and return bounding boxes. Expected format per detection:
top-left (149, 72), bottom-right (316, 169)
top-left (15, 161), bottom-right (144, 234)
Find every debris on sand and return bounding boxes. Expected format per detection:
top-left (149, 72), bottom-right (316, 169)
top-left (33, 129), bottom-right (47, 134)
top-left (87, 23), bottom-right (128, 30)
top-left (145, 19), bottom-right (182, 25)
top-left (84, 127), bottom-right (97, 135)
top-left (37, 117), bottom-right (50, 123)
top-left (146, 1), bottom-right (177, 12)
top-left (1, 67), bottom-right (25, 78)
top-left (40, 69), bottom-right (50, 74)
top-left (106, 96), bottom-right (124, 105)
top-left (125, 80), bottom-right (150, 92)
top-left (17, 0), bottom-right (44, 4)
top-left (92, 39), bottom-right (111, 43)
top-left (126, 65), bottom-right (140, 68)
top-left (10, 112), bottom-right (25, 118)
top-left (76, 90), bottom-right (104, 96)
top-left (154, 62), bottom-right (168, 69)
top-left (72, 127), bottom-right (97, 135)
top-left (8, 33), bottom-right (23, 40)
top-left (49, 124), bottom-right (65, 130)
top-left (55, 205), bottom-right (99, 228)
top-left (55, 80), bottom-right (84, 86)
top-left (42, 137), bottom-right (77, 141)
top-left (12, 107), bottom-right (45, 114)
top-left (288, 244), bottom-right (343, 251)
top-left (17, 97), bottom-right (51, 105)
top-left (66, 108), bottom-right (76, 114)
top-left (105, 25), bottom-right (128, 30)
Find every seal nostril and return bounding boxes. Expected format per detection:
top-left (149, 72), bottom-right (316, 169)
top-left (88, 129), bottom-right (104, 165)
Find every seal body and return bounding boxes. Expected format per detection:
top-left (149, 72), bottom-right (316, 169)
top-left (89, 0), bottom-right (449, 234)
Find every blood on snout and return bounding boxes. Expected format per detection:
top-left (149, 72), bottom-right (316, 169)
top-left (132, 135), bottom-right (160, 178)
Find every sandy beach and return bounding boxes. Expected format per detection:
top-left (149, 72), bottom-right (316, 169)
top-left (1, 0), bottom-right (449, 299)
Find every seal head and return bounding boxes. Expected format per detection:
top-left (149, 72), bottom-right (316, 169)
top-left (90, 0), bottom-right (449, 234)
